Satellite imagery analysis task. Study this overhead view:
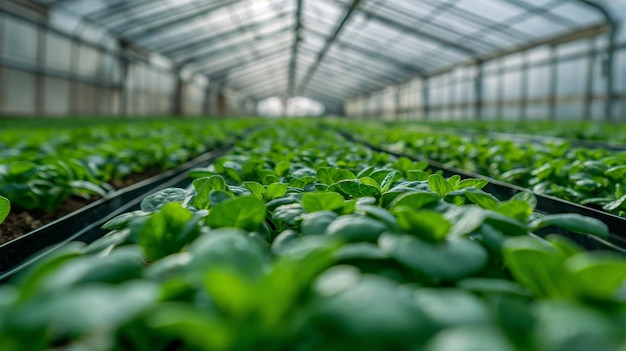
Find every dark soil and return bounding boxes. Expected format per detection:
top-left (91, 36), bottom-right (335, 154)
top-left (0, 168), bottom-right (163, 245)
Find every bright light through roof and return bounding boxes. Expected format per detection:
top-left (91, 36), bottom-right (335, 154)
top-left (251, 0), bottom-right (271, 13)
top-left (257, 96), bottom-right (325, 117)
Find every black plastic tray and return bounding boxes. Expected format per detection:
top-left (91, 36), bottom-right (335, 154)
top-left (340, 131), bottom-right (626, 252)
top-left (0, 145), bottom-right (232, 280)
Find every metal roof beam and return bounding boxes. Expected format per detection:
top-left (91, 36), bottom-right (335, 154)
top-left (287, 0), bottom-right (303, 96)
top-left (83, 0), bottom-right (154, 21)
top-left (296, 0), bottom-right (363, 95)
top-left (182, 27), bottom-right (291, 65)
top-left (238, 77), bottom-right (288, 95)
top-left (225, 61), bottom-right (291, 88)
top-left (357, 8), bottom-right (477, 56)
top-left (156, 11), bottom-right (291, 55)
top-left (121, 0), bottom-right (246, 42)
top-left (506, 0), bottom-right (580, 28)
top-left (199, 46), bottom-right (290, 78)
top-left (306, 28), bottom-right (426, 75)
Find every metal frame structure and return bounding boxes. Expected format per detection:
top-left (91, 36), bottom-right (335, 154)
top-left (1, 0), bottom-right (621, 118)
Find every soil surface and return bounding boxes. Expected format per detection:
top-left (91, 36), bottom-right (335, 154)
top-left (0, 168), bottom-right (163, 246)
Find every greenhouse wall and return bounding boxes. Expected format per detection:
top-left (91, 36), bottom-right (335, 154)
top-left (344, 3), bottom-right (626, 122)
top-left (0, 4), bottom-right (256, 117)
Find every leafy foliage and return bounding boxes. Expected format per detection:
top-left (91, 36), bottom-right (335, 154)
top-left (0, 120), bottom-right (623, 351)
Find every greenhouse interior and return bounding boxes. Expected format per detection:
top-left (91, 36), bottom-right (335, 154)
top-left (3, 0), bottom-right (626, 350)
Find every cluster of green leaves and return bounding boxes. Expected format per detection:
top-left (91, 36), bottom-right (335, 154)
top-left (383, 119), bottom-right (626, 143)
top-left (0, 120), bottom-right (622, 351)
top-left (0, 118), bottom-right (257, 211)
top-left (332, 120), bottom-right (626, 217)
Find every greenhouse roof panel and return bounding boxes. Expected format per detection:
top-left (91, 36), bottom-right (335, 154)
top-left (38, 0), bottom-right (614, 105)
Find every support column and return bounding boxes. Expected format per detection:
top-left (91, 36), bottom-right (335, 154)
top-left (69, 38), bottom-right (80, 115)
top-left (172, 69), bottom-right (184, 116)
top-left (474, 60), bottom-right (483, 120)
top-left (422, 77), bottom-right (429, 120)
top-left (203, 80), bottom-right (211, 116)
top-left (520, 53), bottom-right (529, 121)
top-left (583, 39), bottom-right (595, 120)
top-left (548, 45), bottom-right (558, 121)
top-left (118, 56), bottom-right (130, 116)
top-left (35, 24), bottom-right (46, 115)
top-left (496, 62), bottom-right (504, 120)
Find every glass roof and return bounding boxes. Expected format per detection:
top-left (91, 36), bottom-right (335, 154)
top-left (34, 0), bottom-right (613, 105)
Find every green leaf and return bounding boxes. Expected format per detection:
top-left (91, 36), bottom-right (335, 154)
top-left (457, 278), bottom-right (529, 296)
top-left (141, 187), bottom-right (187, 212)
top-left (428, 174), bottom-right (454, 197)
top-left (69, 180), bottom-right (108, 196)
top-left (188, 228), bottom-right (269, 281)
top-left (317, 167), bottom-right (357, 185)
top-left (464, 188), bottom-right (500, 210)
top-left (272, 203), bottom-right (305, 226)
top-left (207, 196), bottom-right (267, 232)
top-left (193, 176), bottom-right (228, 209)
top-left (484, 211), bottom-right (528, 236)
top-left (139, 203), bottom-right (201, 261)
top-left (392, 207), bottom-right (451, 241)
top-left (331, 179), bottom-right (381, 199)
top-left (312, 271), bottom-right (433, 343)
top-left (530, 214), bottom-right (609, 239)
top-left (445, 206), bottom-right (486, 238)
top-left (208, 190), bottom-right (235, 207)
top-left (389, 191), bottom-right (440, 210)
top-left (425, 325), bottom-right (515, 351)
top-left (101, 211), bottom-right (146, 231)
top-left (372, 170), bottom-right (401, 193)
top-left (301, 211), bottom-right (338, 235)
top-left (379, 234), bottom-right (488, 282)
top-left (502, 236), bottom-right (569, 298)
top-left (0, 195), bottom-right (10, 225)
top-left (407, 170), bottom-right (430, 181)
top-left (359, 176), bottom-right (380, 189)
top-left (414, 288), bottom-right (491, 327)
top-left (264, 182), bottom-right (288, 201)
top-left (356, 204), bottom-right (399, 231)
top-left (565, 253), bottom-right (626, 301)
top-left (602, 194), bottom-right (626, 212)
top-left (447, 175), bottom-right (461, 188)
top-left (243, 181), bottom-right (265, 200)
top-left (302, 192), bottom-right (345, 212)
top-left (271, 229), bottom-right (300, 254)
top-left (326, 215), bottom-right (389, 242)
top-left (456, 178), bottom-right (489, 190)
top-left (274, 161), bottom-right (291, 176)
top-left (495, 200), bottom-right (533, 222)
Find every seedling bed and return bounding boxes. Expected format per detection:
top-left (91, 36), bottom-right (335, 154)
top-left (339, 131), bottom-right (626, 252)
top-left (0, 144), bottom-right (234, 280)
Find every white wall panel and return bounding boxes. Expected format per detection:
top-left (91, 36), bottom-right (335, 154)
top-left (45, 33), bottom-right (72, 72)
top-left (43, 76), bottom-right (70, 115)
top-left (2, 17), bottom-right (38, 63)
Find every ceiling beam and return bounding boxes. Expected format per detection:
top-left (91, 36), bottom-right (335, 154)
top-left (357, 8), bottom-right (477, 56)
top-left (121, 0), bottom-right (246, 42)
top-left (295, 0), bottom-right (363, 95)
top-left (199, 46), bottom-right (290, 78)
top-left (84, 0), bottom-right (154, 21)
top-left (287, 0), bottom-right (303, 96)
top-left (306, 27), bottom-right (426, 75)
top-left (181, 26), bottom-right (291, 65)
top-left (156, 11), bottom-right (291, 55)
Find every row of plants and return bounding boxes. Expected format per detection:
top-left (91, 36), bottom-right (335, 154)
top-left (0, 118), bottom-right (258, 212)
top-left (377, 119), bottom-right (626, 144)
top-left (330, 120), bottom-right (626, 217)
top-left (0, 120), bottom-right (622, 350)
